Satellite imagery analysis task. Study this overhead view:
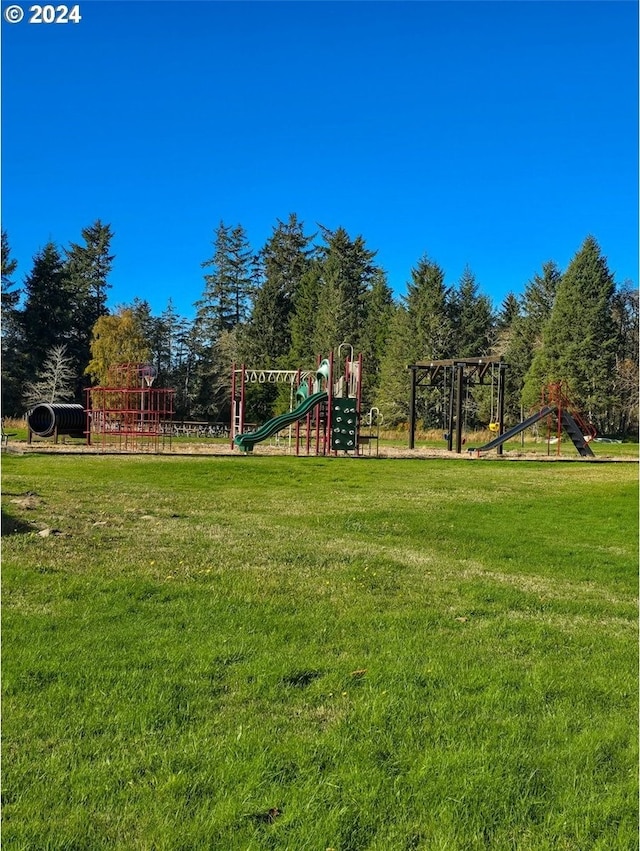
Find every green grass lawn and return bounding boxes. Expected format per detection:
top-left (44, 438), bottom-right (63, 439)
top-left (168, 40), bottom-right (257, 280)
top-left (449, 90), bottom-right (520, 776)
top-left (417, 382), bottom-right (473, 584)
top-left (2, 454), bottom-right (637, 850)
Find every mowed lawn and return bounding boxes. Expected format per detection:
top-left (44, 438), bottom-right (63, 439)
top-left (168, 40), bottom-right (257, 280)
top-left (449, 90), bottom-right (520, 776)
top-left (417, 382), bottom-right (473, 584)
top-left (1, 453), bottom-right (637, 850)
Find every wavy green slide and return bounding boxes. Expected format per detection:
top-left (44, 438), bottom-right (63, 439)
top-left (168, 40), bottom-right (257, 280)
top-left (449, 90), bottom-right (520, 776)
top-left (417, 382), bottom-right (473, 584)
top-left (234, 390), bottom-right (328, 452)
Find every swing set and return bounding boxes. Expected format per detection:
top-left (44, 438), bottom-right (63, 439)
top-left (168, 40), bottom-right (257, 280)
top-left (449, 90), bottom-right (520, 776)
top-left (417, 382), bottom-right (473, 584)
top-left (407, 357), bottom-right (507, 453)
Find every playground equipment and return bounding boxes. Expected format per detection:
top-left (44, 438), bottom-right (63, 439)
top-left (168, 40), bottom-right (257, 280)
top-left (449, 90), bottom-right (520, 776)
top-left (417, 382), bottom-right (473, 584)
top-left (358, 407), bottom-right (383, 456)
top-left (407, 358), bottom-right (507, 453)
top-left (27, 403), bottom-right (86, 443)
top-left (85, 363), bottom-right (175, 452)
top-left (232, 349), bottom-right (363, 454)
top-left (470, 382), bottom-right (596, 457)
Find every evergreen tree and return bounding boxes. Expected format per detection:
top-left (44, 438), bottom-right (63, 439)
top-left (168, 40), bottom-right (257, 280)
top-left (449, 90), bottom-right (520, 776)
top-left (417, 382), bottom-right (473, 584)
top-left (1, 230), bottom-right (23, 415)
top-left (193, 222), bottom-right (255, 418)
top-left (1, 229), bottom-right (19, 314)
top-left (503, 262), bottom-right (561, 421)
top-left (157, 298), bottom-right (182, 385)
top-left (497, 292), bottom-right (521, 332)
top-left (289, 260), bottom-right (323, 365)
top-left (19, 243), bottom-right (74, 376)
top-left (126, 297), bottom-right (175, 384)
top-left (243, 214), bottom-right (315, 366)
top-left (359, 269), bottom-right (395, 409)
top-left (128, 298), bottom-right (156, 346)
top-left (448, 265), bottom-right (495, 357)
top-left (400, 256), bottom-right (454, 427)
top-left (610, 281), bottom-right (638, 435)
top-left (198, 327), bottom-right (241, 420)
top-left (236, 215), bottom-right (314, 422)
top-left (523, 236), bottom-right (617, 429)
top-left (172, 317), bottom-right (199, 419)
top-left (260, 214), bottom-right (315, 337)
top-left (64, 220), bottom-right (114, 369)
top-left (406, 256), bottom-right (453, 360)
top-left (197, 221), bottom-right (254, 344)
top-left (374, 255), bottom-right (453, 428)
top-left (313, 225), bottom-right (378, 355)
top-left (375, 305), bottom-right (413, 426)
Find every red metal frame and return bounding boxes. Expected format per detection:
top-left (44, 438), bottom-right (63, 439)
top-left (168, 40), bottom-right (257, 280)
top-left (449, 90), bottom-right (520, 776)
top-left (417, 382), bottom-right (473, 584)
top-left (230, 351), bottom-right (363, 456)
top-left (542, 382), bottom-right (597, 454)
top-left (326, 351), bottom-right (334, 456)
top-left (86, 363), bottom-right (175, 453)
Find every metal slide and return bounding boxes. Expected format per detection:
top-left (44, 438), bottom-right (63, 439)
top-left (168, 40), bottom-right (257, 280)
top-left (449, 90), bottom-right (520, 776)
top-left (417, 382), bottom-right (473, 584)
top-left (234, 391), bottom-right (328, 452)
top-left (472, 405), bottom-right (556, 454)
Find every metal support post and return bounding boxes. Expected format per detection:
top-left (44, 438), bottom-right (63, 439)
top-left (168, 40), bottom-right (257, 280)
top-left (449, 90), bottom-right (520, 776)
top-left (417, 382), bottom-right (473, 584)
top-left (409, 368), bottom-right (417, 449)
top-left (447, 367), bottom-right (455, 452)
top-left (497, 363), bottom-right (507, 457)
top-left (455, 362), bottom-right (464, 454)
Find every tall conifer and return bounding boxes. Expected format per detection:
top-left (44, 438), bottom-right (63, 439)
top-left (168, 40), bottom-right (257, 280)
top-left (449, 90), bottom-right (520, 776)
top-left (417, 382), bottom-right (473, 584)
top-left (523, 236), bottom-right (617, 427)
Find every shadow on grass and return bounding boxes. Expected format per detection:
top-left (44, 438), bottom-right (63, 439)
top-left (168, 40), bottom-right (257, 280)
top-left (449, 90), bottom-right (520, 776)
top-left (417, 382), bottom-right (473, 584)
top-left (1, 508), bottom-right (37, 536)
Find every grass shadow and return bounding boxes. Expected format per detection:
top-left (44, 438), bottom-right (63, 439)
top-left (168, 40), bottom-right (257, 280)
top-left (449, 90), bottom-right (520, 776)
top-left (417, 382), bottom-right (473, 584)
top-left (1, 509), bottom-right (37, 537)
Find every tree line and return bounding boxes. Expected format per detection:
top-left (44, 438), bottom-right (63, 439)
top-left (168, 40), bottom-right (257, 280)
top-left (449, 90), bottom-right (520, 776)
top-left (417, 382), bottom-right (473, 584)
top-left (1, 215), bottom-right (637, 437)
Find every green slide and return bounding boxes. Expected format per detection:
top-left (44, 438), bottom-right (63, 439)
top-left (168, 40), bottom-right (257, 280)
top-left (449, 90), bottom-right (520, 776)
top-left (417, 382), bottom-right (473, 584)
top-left (234, 391), bottom-right (328, 452)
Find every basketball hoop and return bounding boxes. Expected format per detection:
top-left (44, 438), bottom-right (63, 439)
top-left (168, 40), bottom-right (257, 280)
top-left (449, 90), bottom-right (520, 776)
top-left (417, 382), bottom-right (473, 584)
top-left (140, 364), bottom-right (157, 387)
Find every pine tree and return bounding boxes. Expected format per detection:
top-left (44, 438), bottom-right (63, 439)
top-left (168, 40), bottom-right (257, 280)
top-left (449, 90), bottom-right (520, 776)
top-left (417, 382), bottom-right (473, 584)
top-left (406, 256), bottom-right (453, 360)
top-left (610, 280), bottom-right (638, 435)
top-left (260, 215), bottom-right (315, 336)
top-left (289, 260), bottom-right (323, 365)
top-left (504, 262), bottom-right (561, 421)
top-left (119, 297), bottom-right (177, 391)
top-left (375, 305), bottom-right (413, 426)
top-left (397, 256), bottom-right (454, 427)
top-left (172, 318), bottom-right (199, 419)
top-left (243, 215), bottom-right (315, 366)
top-left (313, 226), bottom-right (378, 355)
top-left (198, 327), bottom-right (240, 420)
top-left (448, 265), bottom-right (495, 357)
top-left (19, 243), bottom-right (74, 376)
top-left (497, 292), bottom-right (521, 331)
top-left (157, 298), bottom-right (182, 385)
top-left (359, 269), bottom-right (395, 409)
top-left (373, 255), bottom-right (454, 428)
top-left (523, 236), bottom-right (617, 428)
top-left (1, 230), bottom-right (23, 415)
top-left (193, 222), bottom-right (255, 418)
top-left (64, 220), bottom-right (114, 369)
top-left (521, 261), bottom-right (560, 329)
top-left (197, 222), bottom-right (255, 344)
top-left (1, 229), bottom-right (19, 314)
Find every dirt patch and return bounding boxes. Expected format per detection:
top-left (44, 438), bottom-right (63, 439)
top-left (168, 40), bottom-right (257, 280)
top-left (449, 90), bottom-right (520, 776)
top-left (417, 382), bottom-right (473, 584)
top-left (8, 439), bottom-right (635, 463)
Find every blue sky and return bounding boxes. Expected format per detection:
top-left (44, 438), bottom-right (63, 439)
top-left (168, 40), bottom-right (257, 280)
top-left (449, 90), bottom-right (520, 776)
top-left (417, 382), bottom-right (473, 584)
top-left (2, 1), bottom-right (638, 320)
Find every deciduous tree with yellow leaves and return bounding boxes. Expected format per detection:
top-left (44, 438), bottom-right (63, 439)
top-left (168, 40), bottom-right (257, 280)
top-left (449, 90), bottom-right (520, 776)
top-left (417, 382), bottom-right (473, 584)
top-left (85, 308), bottom-right (151, 385)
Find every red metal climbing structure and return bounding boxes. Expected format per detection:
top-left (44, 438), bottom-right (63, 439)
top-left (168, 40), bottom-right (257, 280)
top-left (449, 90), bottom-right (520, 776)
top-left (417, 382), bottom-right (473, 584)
top-left (85, 363), bottom-right (175, 452)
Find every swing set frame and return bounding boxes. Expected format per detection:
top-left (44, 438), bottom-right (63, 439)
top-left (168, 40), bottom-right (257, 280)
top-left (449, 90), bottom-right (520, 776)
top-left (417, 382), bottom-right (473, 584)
top-left (407, 357), bottom-right (507, 453)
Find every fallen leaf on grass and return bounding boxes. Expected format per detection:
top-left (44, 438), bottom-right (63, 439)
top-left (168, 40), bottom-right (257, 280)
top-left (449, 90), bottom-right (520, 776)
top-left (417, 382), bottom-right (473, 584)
top-left (249, 807), bottom-right (282, 824)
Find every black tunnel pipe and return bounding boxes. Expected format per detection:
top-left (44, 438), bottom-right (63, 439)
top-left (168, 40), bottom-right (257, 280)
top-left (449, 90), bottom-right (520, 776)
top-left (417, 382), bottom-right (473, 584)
top-left (27, 403), bottom-right (86, 438)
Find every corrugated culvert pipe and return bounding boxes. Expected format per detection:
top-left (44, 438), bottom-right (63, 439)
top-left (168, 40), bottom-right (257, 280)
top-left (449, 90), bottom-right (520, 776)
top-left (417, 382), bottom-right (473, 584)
top-left (27, 403), bottom-right (86, 438)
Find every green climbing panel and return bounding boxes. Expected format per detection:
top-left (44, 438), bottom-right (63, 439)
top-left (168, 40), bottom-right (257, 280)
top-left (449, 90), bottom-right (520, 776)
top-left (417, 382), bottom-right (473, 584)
top-left (331, 398), bottom-right (358, 451)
